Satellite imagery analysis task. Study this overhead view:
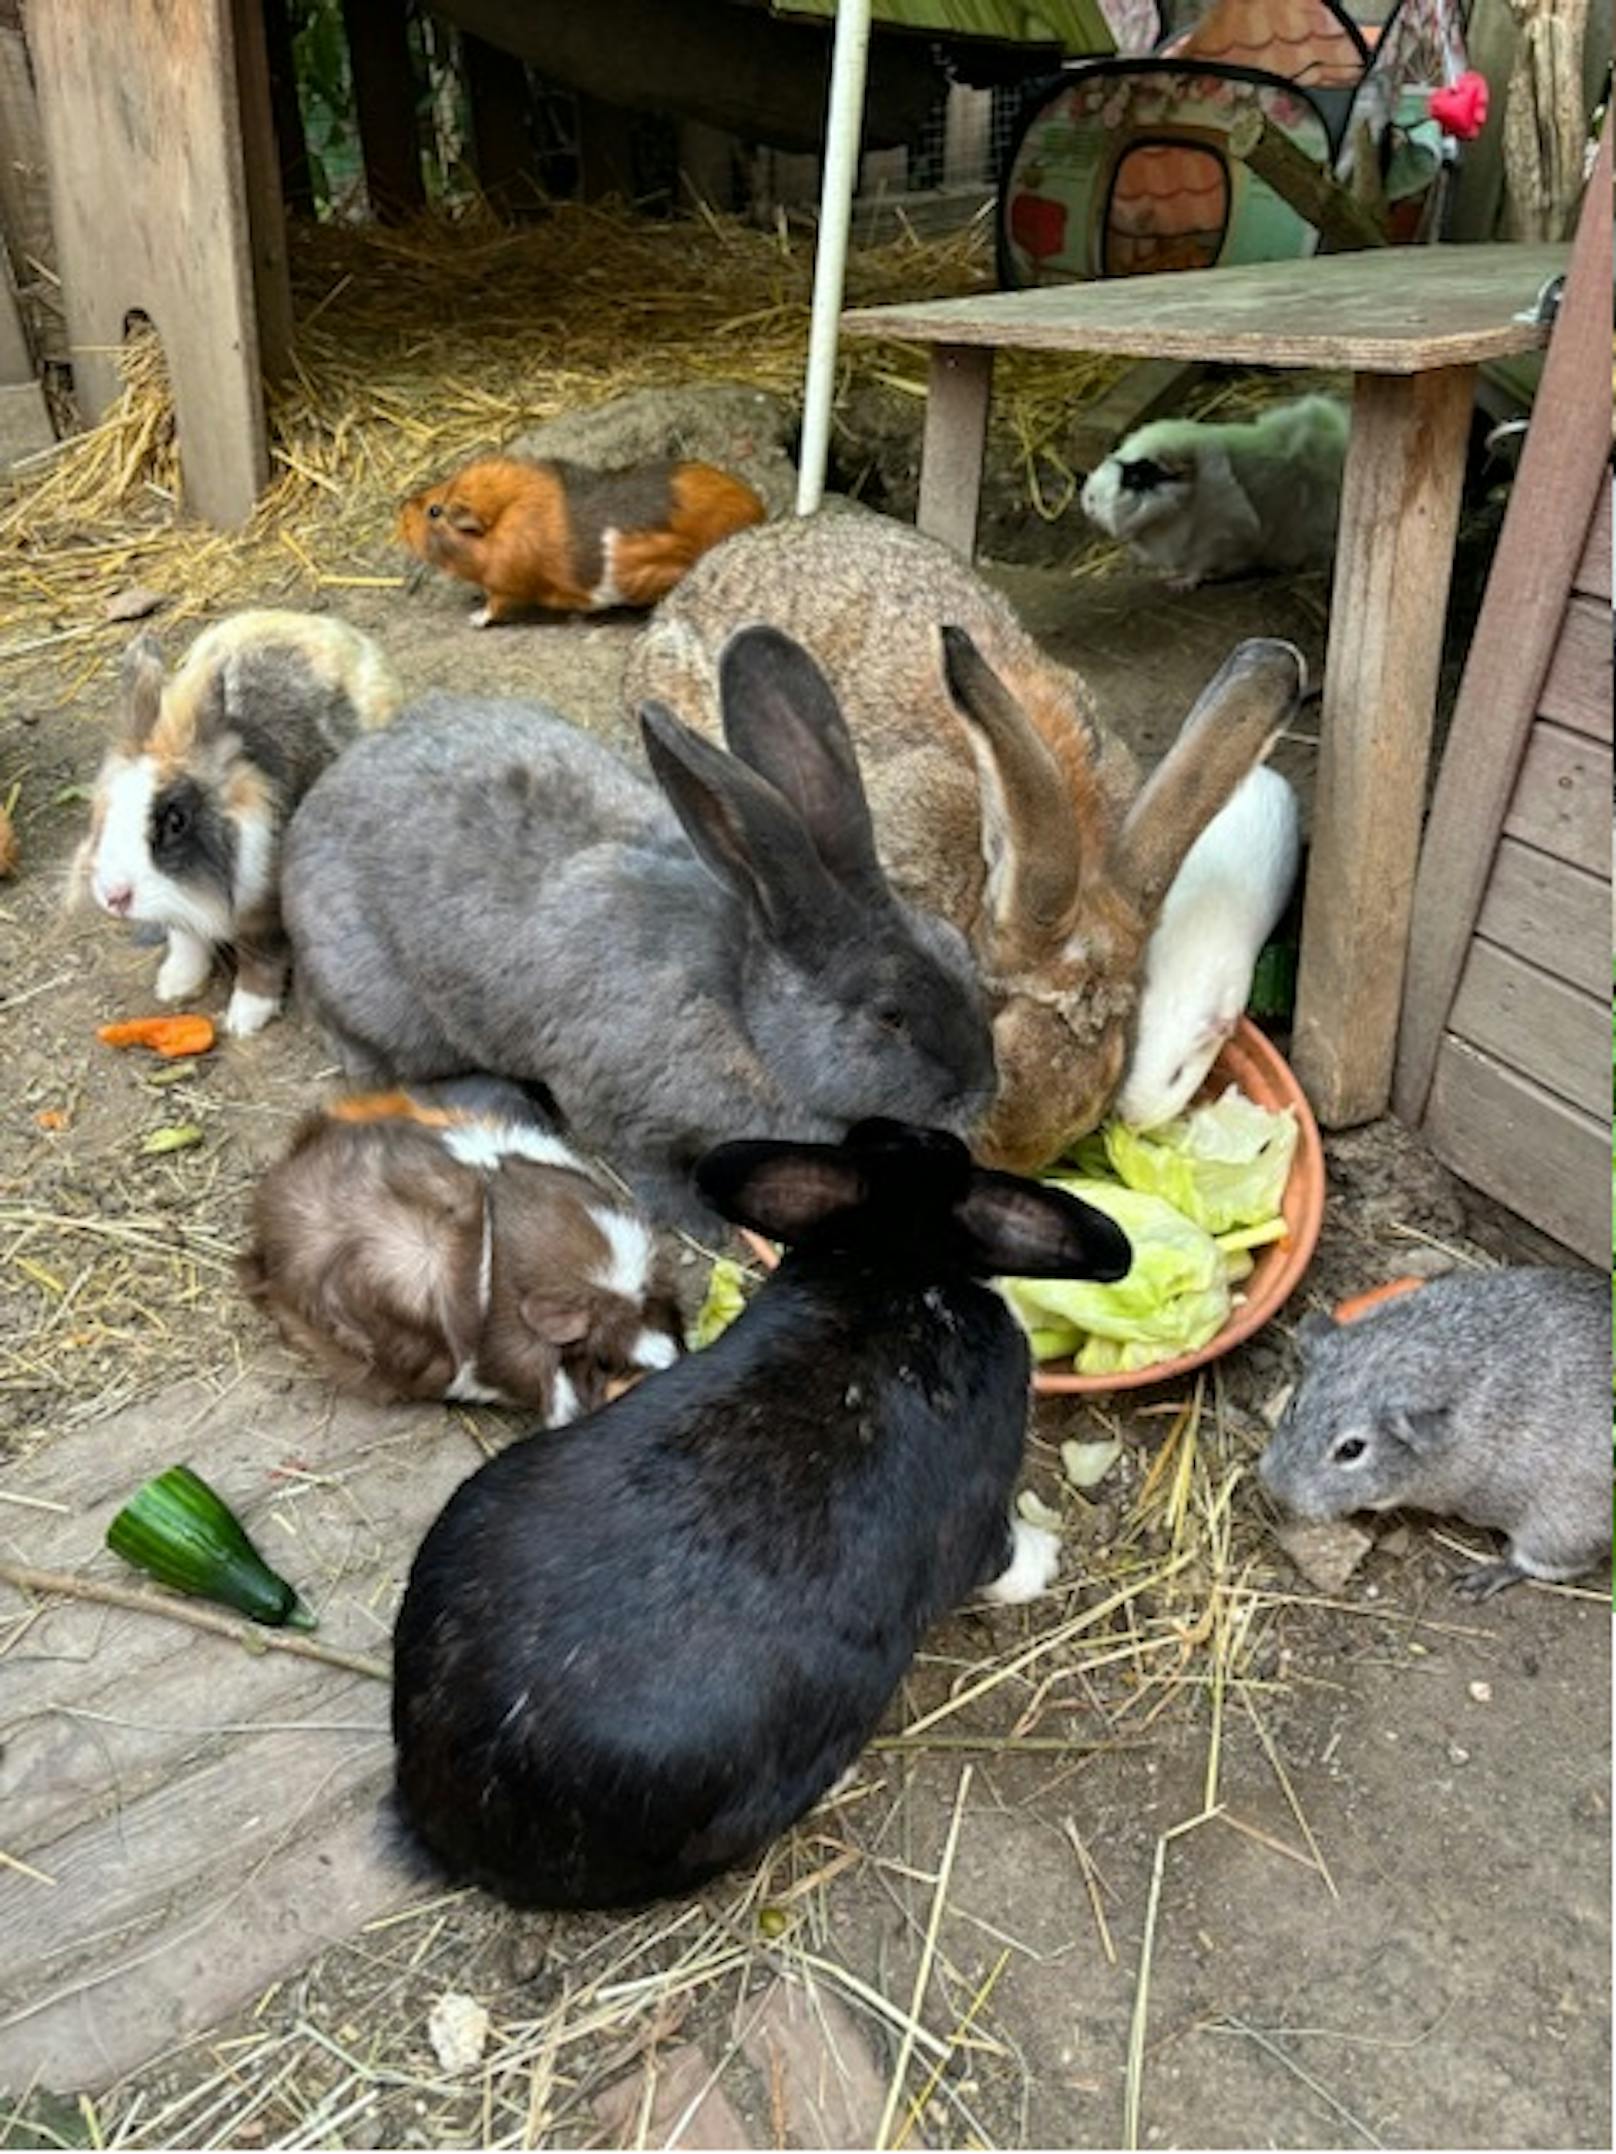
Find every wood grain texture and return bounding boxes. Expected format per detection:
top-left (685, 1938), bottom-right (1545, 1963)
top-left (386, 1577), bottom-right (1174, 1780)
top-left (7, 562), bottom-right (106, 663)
top-left (1393, 122), bottom-right (1613, 1122)
top-left (1475, 837), bottom-right (1610, 995)
top-left (27, 0), bottom-right (269, 526)
top-left (231, 0), bottom-right (292, 379)
top-left (842, 244), bottom-right (1565, 373)
top-left (1502, 720), bottom-right (1613, 874)
top-left (1574, 481), bottom-right (1612, 597)
top-left (1424, 1036), bottom-right (1609, 1264)
top-left (1290, 363), bottom-right (1478, 1126)
top-left (916, 344), bottom-right (994, 559)
top-left (1538, 594), bottom-right (1613, 740)
top-left (1447, 938), bottom-right (1609, 1117)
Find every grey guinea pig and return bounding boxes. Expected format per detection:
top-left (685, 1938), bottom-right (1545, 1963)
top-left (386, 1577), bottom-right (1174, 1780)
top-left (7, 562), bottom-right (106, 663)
top-left (1259, 1268), bottom-right (1611, 1598)
top-left (281, 626), bottom-right (998, 1234)
top-left (240, 1076), bottom-right (684, 1420)
top-left (1081, 395), bottom-right (1348, 592)
top-left (74, 610), bottom-right (401, 1036)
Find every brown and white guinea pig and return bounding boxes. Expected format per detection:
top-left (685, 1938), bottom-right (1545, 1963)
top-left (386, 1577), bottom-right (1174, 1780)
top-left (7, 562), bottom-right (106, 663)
top-left (240, 1076), bottom-right (686, 1422)
top-left (74, 610), bottom-right (400, 1037)
top-left (396, 454), bottom-right (766, 626)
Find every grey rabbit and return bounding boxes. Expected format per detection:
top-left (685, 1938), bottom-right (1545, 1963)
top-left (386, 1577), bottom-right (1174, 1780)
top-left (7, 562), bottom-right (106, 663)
top-left (1259, 1268), bottom-right (1612, 1598)
top-left (281, 627), bottom-right (997, 1233)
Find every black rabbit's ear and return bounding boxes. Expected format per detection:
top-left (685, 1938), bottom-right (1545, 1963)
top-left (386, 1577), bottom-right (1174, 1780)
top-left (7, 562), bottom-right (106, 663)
top-left (954, 1171), bottom-right (1131, 1283)
top-left (716, 628), bottom-right (887, 903)
top-left (695, 1138), bottom-right (866, 1243)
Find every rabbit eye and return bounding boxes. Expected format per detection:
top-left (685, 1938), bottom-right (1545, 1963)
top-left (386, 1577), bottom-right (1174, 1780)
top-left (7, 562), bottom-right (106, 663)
top-left (427, 502), bottom-right (443, 520)
top-left (157, 798), bottom-right (192, 845)
top-left (1334, 1435), bottom-right (1368, 1465)
top-left (874, 1005), bottom-right (908, 1038)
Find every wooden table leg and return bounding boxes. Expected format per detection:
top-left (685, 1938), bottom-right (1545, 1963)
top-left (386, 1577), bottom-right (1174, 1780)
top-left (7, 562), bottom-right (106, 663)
top-left (1291, 363), bottom-right (1477, 1128)
top-left (916, 344), bottom-right (994, 558)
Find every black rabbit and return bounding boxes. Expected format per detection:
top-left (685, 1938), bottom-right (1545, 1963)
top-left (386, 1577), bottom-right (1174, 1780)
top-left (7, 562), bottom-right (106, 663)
top-left (391, 1117), bottom-right (1130, 1909)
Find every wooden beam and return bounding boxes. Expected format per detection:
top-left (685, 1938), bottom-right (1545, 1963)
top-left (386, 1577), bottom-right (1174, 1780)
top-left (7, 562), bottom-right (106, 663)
top-left (1290, 362), bottom-right (1478, 1126)
top-left (462, 31), bottom-right (536, 218)
top-left (575, 91), bottom-right (637, 203)
top-left (340, 0), bottom-right (425, 221)
top-left (232, 0), bottom-right (293, 379)
top-left (916, 344), bottom-right (994, 560)
top-left (1228, 108), bottom-right (1388, 251)
top-left (1393, 118), bottom-right (1613, 1122)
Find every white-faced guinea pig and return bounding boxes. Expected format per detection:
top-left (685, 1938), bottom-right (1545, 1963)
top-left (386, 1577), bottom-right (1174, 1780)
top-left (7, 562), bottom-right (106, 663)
top-left (396, 454), bottom-right (766, 626)
top-left (1081, 395), bottom-right (1347, 590)
top-left (74, 609), bottom-right (400, 1036)
top-left (239, 1078), bottom-right (686, 1421)
top-left (1114, 764), bottom-right (1302, 1129)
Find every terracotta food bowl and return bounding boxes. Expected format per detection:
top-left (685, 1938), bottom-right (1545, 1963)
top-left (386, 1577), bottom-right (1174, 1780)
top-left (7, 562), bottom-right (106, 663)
top-left (1029, 1018), bottom-right (1325, 1396)
top-left (736, 1017), bottom-right (1325, 1398)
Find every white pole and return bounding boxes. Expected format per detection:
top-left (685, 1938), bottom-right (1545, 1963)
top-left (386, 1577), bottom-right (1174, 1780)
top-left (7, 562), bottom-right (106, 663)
top-left (795, 0), bottom-right (874, 516)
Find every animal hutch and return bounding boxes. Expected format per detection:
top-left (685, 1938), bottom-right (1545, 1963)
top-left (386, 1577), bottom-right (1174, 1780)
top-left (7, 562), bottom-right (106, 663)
top-left (1394, 126), bottom-right (1612, 1266)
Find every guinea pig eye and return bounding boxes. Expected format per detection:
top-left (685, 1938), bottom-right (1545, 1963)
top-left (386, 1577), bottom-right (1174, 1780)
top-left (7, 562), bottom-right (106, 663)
top-left (1333, 1435), bottom-right (1368, 1465)
top-left (874, 1004), bottom-right (908, 1038)
top-left (426, 502), bottom-right (444, 520)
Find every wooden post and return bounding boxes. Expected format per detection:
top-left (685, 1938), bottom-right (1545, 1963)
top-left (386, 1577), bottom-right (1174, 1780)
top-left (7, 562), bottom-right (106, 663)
top-left (1228, 109), bottom-right (1388, 249)
top-left (916, 344), bottom-right (994, 560)
top-left (1290, 364), bottom-right (1479, 1126)
top-left (27, 0), bottom-right (269, 527)
top-left (340, 0), bottom-right (425, 221)
top-left (462, 31), bottom-right (537, 218)
top-left (232, 0), bottom-right (293, 380)
top-left (259, 0), bottom-right (315, 216)
top-left (575, 91), bottom-right (637, 201)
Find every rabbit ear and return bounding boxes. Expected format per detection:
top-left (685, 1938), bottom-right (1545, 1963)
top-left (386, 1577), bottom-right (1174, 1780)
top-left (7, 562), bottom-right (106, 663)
top-left (695, 1137), bottom-right (867, 1242)
top-left (640, 703), bottom-right (844, 942)
top-left (1112, 640), bottom-right (1302, 915)
top-left (953, 1170), bottom-right (1132, 1282)
top-left (121, 633), bottom-right (166, 746)
top-left (939, 627), bottom-right (1084, 950)
top-left (716, 627), bottom-right (887, 903)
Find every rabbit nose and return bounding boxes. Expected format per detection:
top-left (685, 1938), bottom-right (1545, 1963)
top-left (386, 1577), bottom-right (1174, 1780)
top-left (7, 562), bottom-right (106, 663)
top-left (101, 883), bottom-right (135, 917)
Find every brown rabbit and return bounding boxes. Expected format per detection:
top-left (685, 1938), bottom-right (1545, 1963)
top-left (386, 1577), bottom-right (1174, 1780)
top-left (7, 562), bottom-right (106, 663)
top-left (625, 502), bottom-right (1302, 1172)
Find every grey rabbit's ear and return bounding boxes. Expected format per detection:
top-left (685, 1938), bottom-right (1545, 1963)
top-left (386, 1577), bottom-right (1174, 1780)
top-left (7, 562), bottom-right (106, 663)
top-left (1113, 638), bottom-right (1302, 915)
top-left (715, 627), bottom-right (886, 903)
top-left (939, 626), bottom-right (1085, 955)
top-left (954, 1170), bottom-right (1132, 1284)
top-left (1390, 1405), bottom-right (1451, 1453)
top-left (639, 702), bottom-right (846, 944)
top-left (120, 633), bottom-right (166, 746)
top-left (1294, 1311), bottom-right (1339, 1355)
top-left (694, 1136), bottom-right (866, 1242)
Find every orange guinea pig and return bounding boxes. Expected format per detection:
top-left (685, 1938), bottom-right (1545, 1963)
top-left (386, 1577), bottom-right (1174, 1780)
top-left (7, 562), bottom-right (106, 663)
top-left (396, 455), bottom-right (766, 626)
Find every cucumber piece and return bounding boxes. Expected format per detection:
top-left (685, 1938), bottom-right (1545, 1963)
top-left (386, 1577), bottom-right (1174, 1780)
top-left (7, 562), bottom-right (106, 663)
top-left (106, 1464), bottom-right (316, 1630)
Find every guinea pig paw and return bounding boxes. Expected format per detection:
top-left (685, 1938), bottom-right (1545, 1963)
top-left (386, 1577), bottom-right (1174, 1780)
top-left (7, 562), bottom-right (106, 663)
top-left (154, 932), bottom-right (214, 1003)
top-left (223, 985), bottom-right (282, 1038)
top-left (982, 1519), bottom-right (1063, 1605)
top-left (1452, 1558), bottom-right (1523, 1601)
top-left (468, 604), bottom-right (493, 629)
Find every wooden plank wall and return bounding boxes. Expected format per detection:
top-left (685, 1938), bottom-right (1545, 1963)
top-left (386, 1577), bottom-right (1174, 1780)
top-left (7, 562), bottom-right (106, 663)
top-left (1419, 476), bottom-right (1612, 1264)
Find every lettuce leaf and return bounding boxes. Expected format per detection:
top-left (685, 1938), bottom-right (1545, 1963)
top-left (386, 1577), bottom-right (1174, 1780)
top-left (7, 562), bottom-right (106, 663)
top-left (1004, 1178), bottom-right (1232, 1362)
top-left (1101, 1086), bottom-right (1297, 1235)
top-left (692, 1256), bottom-right (750, 1348)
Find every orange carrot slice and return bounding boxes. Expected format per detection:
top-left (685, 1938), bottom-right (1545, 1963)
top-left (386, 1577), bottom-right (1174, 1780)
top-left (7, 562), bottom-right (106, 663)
top-left (324, 1090), bottom-right (456, 1128)
top-left (97, 1015), bottom-right (217, 1059)
top-left (1333, 1276), bottom-right (1427, 1325)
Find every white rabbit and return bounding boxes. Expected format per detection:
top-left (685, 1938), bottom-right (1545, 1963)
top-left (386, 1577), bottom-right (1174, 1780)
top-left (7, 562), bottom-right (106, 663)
top-left (1114, 766), bottom-right (1301, 1130)
top-left (1081, 396), bottom-right (1347, 591)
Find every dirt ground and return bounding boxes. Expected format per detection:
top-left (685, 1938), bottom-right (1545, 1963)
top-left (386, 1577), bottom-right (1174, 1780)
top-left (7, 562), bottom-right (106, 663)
top-left (0, 538), bottom-right (1609, 2152)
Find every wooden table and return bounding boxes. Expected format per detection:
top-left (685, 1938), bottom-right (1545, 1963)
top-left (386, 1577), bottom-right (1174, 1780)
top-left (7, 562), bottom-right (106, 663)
top-left (841, 244), bottom-right (1566, 1129)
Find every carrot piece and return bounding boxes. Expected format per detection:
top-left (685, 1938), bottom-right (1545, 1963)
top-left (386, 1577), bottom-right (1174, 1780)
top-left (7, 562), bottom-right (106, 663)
top-left (97, 1015), bottom-right (217, 1059)
top-left (324, 1089), bottom-right (456, 1128)
top-left (1333, 1275), bottom-right (1427, 1325)
top-left (35, 1107), bottom-right (69, 1131)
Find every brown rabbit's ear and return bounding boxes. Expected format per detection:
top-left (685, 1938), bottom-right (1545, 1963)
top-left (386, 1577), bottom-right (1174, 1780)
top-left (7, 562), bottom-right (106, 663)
top-left (1111, 639), bottom-right (1303, 916)
top-left (939, 627), bottom-right (1084, 953)
top-left (120, 633), bottom-right (166, 746)
top-left (519, 1292), bottom-right (594, 1346)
